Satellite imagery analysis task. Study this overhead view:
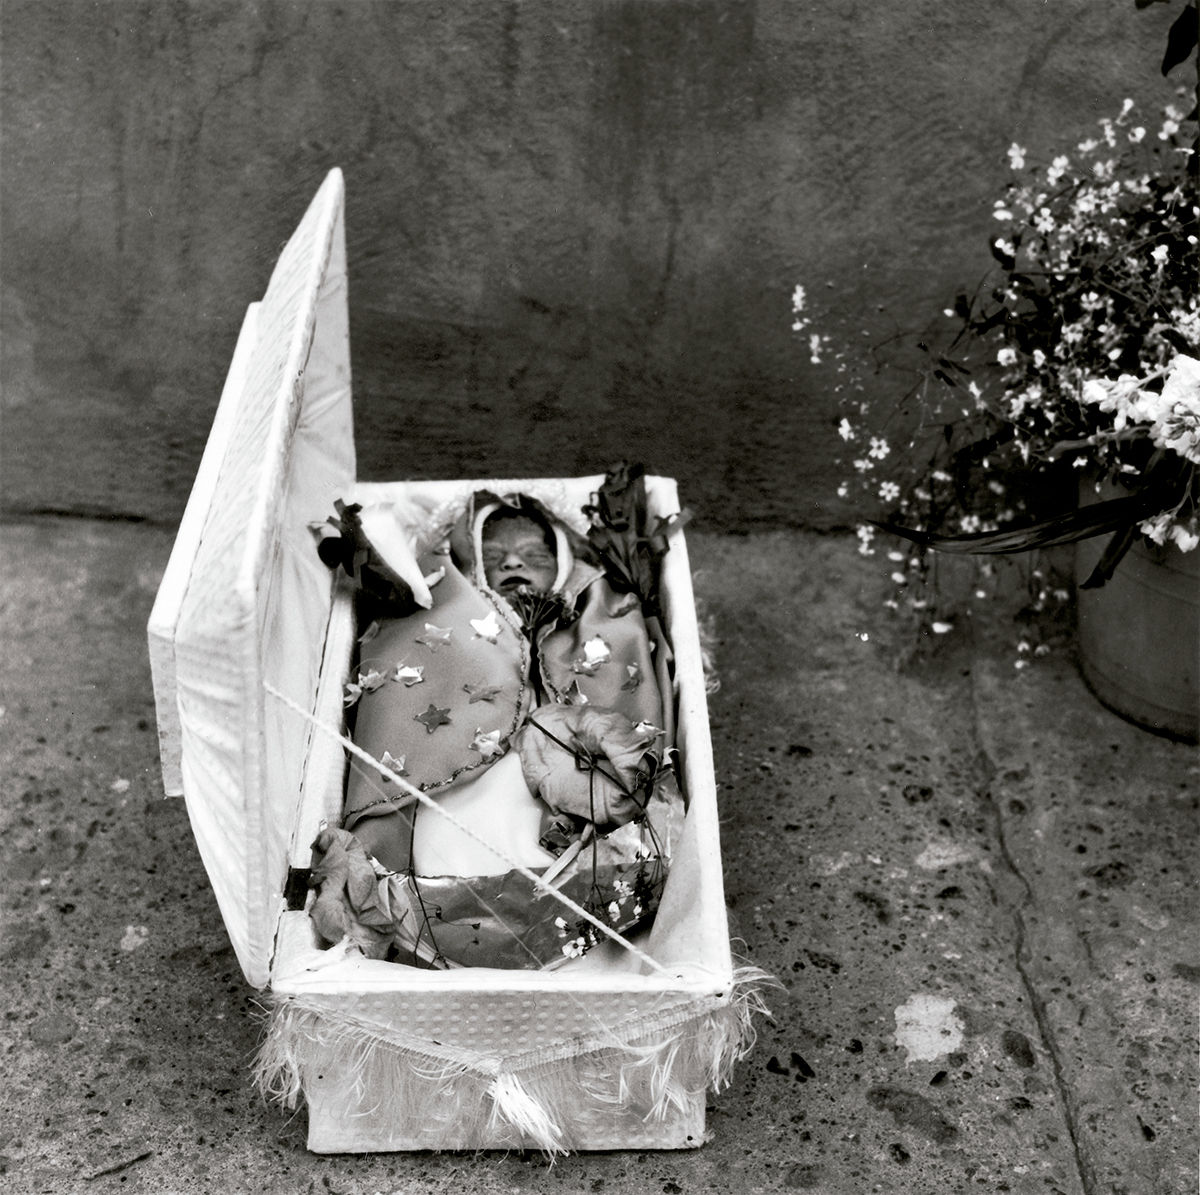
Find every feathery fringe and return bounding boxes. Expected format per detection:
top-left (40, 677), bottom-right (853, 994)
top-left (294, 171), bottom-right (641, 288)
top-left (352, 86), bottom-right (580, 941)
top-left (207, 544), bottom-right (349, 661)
top-left (253, 964), bottom-right (773, 1155)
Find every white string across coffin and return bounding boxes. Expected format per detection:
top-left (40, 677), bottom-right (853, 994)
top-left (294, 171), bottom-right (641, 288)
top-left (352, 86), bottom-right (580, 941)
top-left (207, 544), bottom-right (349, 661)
top-left (264, 680), bottom-right (678, 978)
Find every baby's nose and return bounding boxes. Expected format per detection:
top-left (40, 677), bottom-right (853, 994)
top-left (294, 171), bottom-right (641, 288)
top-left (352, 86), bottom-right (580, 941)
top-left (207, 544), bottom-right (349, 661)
top-left (500, 550), bottom-right (526, 570)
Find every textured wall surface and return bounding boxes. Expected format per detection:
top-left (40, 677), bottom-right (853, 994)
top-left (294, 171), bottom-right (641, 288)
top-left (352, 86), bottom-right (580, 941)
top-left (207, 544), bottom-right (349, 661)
top-left (0, 0), bottom-right (1178, 529)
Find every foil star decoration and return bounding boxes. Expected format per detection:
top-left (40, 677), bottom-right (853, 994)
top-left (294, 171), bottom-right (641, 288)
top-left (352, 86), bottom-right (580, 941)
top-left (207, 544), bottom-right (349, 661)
top-left (380, 750), bottom-right (408, 779)
top-left (564, 679), bottom-right (590, 705)
top-left (358, 667), bottom-right (389, 692)
top-left (469, 611), bottom-right (502, 643)
top-left (621, 662), bottom-right (643, 691)
top-left (415, 704), bottom-right (452, 733)
top-left (633, 720), bottom-right (663, 740)
top-left (415, 623), bottom-right (453, 651)
top-left (571, 635), bottom-right (612, 675)
top-left (463, 682), bottom-right (502, 703)
top-left (344, 667), bottom-right (389, 705)
top-left (392, 664), bottom-right (425, 687)
top-left (470, 728), bottom-right (504, 760)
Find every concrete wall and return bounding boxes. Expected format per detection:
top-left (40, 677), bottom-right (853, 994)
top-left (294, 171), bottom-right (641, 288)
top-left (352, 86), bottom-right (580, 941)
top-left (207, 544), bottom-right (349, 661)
top-left (0, 0), bottom-right (1177, 530)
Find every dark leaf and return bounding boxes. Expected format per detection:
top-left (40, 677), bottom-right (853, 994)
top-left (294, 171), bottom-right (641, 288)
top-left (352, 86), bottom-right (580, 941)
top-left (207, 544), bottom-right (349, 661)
top-left (874, 487), bottom-right (1173, 556)
top-left (953, 292), bottom-right (971, 320)
top-left (972, 309), bottom-right (1009, 335)
top-left (1162, 4), bottom-right (1198, 74)
top-left (1161, 325), bottom-right (1194, 354)
top-left (932, 369), bottom-right (957, 387)
top-left (1135, 0), bottom-right (1169, 8)
top-left (937, 356), bottom-right (970, 376)
top-left (583, 462), bottom-right (678, 622)
top-left (1007, 273), bottom-right (1040, 294)
top-left (1080, 526), bottom-right (1138, 589)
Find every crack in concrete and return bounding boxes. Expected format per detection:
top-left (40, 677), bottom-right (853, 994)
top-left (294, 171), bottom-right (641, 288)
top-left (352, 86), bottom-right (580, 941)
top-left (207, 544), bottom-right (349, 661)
top-left (966, 679), bottom-right (1099, 1195)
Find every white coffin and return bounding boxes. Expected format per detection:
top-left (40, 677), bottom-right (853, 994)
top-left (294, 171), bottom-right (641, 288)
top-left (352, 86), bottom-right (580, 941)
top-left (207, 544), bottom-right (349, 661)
top-left (147, 169), bottom-right (761, 1154)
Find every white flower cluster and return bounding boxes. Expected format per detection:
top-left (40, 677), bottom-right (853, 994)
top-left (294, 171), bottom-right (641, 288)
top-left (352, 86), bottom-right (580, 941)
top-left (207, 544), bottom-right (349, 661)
top-left (791, 284), bottom-right (832, 365)
top-left (1078, 355), bottom-right (1200, 551)
top-left (799, 95), bottom-right (1197, 658)
top-left (1081, 355), bottom-right (1200, 466)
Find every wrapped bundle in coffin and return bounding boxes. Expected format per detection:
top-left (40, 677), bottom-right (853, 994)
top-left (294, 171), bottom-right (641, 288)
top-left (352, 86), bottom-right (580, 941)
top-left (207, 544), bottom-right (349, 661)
top-left (147, 169), bottom-right (767, 1154)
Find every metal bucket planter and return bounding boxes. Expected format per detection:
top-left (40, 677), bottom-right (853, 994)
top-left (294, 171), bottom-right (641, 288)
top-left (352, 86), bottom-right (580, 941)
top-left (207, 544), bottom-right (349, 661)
top-left (1074, 513), bottom-right (1199, 743)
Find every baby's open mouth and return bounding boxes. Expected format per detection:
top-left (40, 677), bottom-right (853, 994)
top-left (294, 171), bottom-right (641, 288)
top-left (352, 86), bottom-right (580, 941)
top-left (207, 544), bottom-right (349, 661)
top-left (498, 575), bottom-right (530, 592)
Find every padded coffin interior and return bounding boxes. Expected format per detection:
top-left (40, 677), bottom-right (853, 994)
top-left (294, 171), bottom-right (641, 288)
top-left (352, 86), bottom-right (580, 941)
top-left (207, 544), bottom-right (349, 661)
top-left (270, 476), bottom-right (732, 995)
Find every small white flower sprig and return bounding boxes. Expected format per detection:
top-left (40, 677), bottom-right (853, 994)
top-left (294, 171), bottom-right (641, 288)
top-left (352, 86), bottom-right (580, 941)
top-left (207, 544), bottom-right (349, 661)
top-left (799, 95), bottom-right (1199, 652)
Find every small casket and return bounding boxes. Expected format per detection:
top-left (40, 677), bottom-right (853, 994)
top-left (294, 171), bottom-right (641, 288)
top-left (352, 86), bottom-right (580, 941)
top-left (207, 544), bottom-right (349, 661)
top-left (147, 169), bottom-right (765, 1154)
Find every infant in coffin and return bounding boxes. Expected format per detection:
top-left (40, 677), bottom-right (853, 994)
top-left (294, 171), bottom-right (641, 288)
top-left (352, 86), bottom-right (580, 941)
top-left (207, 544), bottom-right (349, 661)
top-left (309, 488), bottom-right (686, 971)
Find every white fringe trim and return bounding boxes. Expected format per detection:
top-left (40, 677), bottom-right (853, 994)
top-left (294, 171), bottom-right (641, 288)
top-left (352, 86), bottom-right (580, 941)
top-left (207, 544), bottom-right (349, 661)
top-left (253, 965), bottom-right (774, 1155)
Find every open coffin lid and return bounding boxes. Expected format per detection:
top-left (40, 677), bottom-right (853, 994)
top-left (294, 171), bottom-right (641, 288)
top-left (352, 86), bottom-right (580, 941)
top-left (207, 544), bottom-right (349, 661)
top-left (147, 173), bottom-right (743, 1135)
top-left (148, 169), bottom-right (354, 989)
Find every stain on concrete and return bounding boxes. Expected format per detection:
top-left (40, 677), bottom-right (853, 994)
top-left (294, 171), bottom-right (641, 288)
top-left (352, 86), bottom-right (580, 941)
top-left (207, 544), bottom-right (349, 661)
top-left (29, 1012), bottom-right (77, 1046)
top-left (784, 1162), bottom-right (826, 1189)
top-left (893, 993), bottom-right (965, 1062)
top-left (866, 1086), bottom-right (959, 1144)
top-left (119, 924), bottom-right (150, 952)
top-left (1000, 1029), bottom-right (1037, 1068)
top-left (809, 851), bottom-right (860, 876)
top-left (853, 889), bottom-right (891, 923)
top-left (1085, 859), bottom-right (1133, 888)
top-left (915, 841), bottom-right (978, 870)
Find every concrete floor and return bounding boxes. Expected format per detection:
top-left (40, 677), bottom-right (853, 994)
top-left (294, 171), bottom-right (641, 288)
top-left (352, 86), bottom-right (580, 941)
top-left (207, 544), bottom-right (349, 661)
top-left (1, 516), bottom-right (1196, 1194)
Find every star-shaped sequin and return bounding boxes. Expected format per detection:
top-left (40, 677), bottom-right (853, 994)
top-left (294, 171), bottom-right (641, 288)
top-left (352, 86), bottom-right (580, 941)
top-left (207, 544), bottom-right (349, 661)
top-left (571, 635), bottom-right (612, 675)
top-left (392, 663), bottom-right (425, 687)
top-left (415, 623), bottom-right (453, 651)
top-left (621, 662), bottom-right (643, 691)
top-left (463, 682), bottom-right (503, 703)
top-left (564, 679), bottom-right (590, 705)
top-left (469, 611), bottom-right (502, 643)
top-left (358, 667), bottom-right (388, 692)
top-left (344, 667), bottom-right (388, 706)
top-left (415, 704), bottom-right (452, 733)
top-left (470, 728), bottom-right (504, 760)
top-left (380, 750), bottom-right (408, 779)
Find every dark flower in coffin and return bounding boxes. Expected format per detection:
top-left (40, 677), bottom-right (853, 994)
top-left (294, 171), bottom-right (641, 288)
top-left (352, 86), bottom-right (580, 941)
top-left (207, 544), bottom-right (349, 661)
top-left (311, 499), bottom-right (420, 613)
top-left (504, 585), bottom-right (576, 640)
top-left (583, 462), bottom-right (690, 623)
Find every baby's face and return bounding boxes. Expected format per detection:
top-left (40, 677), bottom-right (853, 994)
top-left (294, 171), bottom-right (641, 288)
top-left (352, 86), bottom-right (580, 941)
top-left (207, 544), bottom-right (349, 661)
top-left (482, 517), bottom-right (558, 594)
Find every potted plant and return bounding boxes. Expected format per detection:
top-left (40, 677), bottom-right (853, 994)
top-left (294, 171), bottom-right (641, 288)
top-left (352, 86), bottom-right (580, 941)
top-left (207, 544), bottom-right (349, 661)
top-left (808, 81), bottom-right (1198, 740)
